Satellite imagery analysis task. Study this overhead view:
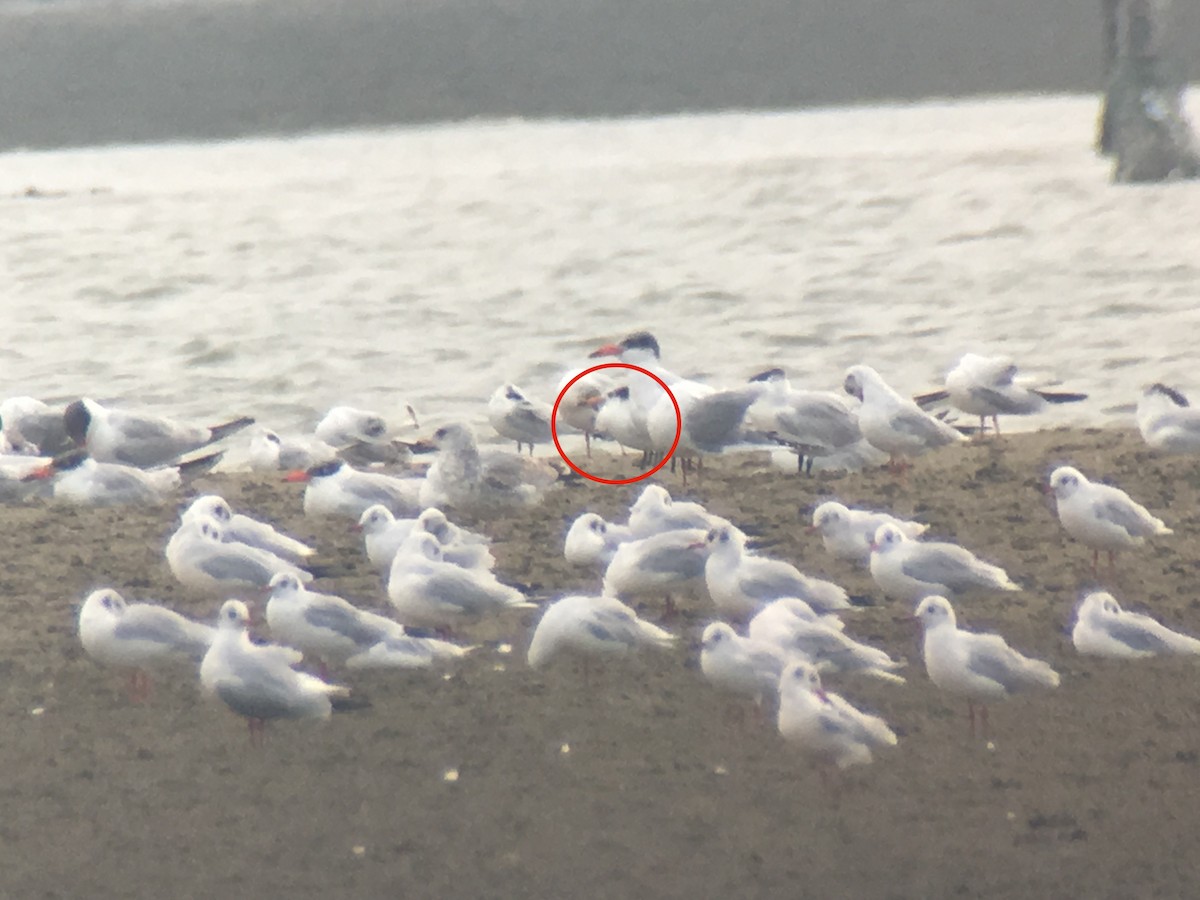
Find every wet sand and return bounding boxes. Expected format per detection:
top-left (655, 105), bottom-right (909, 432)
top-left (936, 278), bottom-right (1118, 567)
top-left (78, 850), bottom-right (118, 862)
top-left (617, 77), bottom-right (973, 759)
top-left (5, 426), bottom-right (1200, 898)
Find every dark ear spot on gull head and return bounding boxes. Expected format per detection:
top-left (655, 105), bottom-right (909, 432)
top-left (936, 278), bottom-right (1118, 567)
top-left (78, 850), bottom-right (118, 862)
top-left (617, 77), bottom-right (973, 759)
top-left (748, 367), bottom-right (786, 383)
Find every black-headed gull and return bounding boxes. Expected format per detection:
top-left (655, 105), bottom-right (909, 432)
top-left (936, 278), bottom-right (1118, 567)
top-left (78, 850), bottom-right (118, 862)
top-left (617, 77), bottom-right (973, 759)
top-left (600, 528), bottom-right (711, 615)
top-left (417, 422), bottom-right (559, 513)
top-left (809, 501), bottom-right (927, 566)
top-left (200, 599), bottom-right (349, 745)
top-left (843, 364), bottom-right (965, 471)
top-left (387, 533), bottom-right (533, 630)
top-left (1136, 383), bottom-right (1200, 454)
top-left (265, 572), bottom-right (470, 671)
top-left (915, 595), bottom-right (1059, 737)
top-left (488, 384), bottom-right (553, 455)
top-left (939, 353), bottom-right (1087, 436)
top-left (748, 600), bottom-right (905, 683)
top-left (777, 660), bottom-right (897, 770)
top-left (356, 505), bottom-right (493, 573)
top-left (78, 588), bottom-right (215, 701)
top-left (702, 525), bottom-right (851, 619)
top-left (1045, 466), bottom-right (1172, 570)
top-left (699, 621), bottom-right (788, 706)
top-left (183, 494), bottom-right (315, 563)
top-left (63, 397), bottom-right (253, 468)
top-left (526, 594), bottom-right (675, 670)
top-left (1071, 591), bottom-right (1200, 658)
top-left (285, 458), bottom-right (422, 519)
top-left (563, 512), bottom-right (634, 570)
top-left (869, 523), bottom-right (1019, 603)
top-left (166, 515), bottom-right (313, 595)
top-left (23, 448), bottom-right (216, 506)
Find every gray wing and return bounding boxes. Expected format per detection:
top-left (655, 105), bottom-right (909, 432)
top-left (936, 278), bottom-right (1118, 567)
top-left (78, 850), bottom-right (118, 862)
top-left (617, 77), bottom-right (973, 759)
top-left (198, 551), bottom-right (276, 586)
top-left (109, 413), bottom-right (205, 465)
top-left (900, 545), bottom-right (986, 589)
top-left (304, 603), bottom-right (389, 648)
top-left (214, 661), bottom-right (310, 720)
top-left (888, 406), bottom-right (959, 443)
top-left (739, 561), bottom-right (810, 601)
top-left (480, 452), bottom-right (558, 490)
top-left (349, 474), bottom-right (420, 511)
top-left (421, 571), bottom-right (510, 616)
top-left (963, 634), bottom-right (1048, 692)
top-left (1092, 497), bottom-right (1156, 537)
top-left (510, 403), bottom-right (552, 439)
top-left (113, 607), bottom-right (212, 654)
top-left (582, 606), bottom-right (642, 646)
top-left (1101, 617), bottom-right (1173, 654)
top-left (775, 400), bottom-right (860, 451)
top-left (686, 388), bottom-right (760, 451)
top-left (967, 385), bottom-right (1040, 415)
top-left (637, 546), bottom-right (707, 580)
top-left (89, 466), bottom-right (163, 504)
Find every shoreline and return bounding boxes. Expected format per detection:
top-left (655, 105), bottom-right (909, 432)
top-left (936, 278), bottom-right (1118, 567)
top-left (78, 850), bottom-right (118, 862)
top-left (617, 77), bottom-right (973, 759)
top-left (5, 424), bottom-right (1200, 897)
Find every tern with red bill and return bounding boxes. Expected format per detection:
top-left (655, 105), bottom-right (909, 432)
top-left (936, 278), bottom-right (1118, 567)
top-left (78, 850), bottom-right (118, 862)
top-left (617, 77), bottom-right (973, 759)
top-left (22, 447), bottom-right (218, 505)
top-left (285, 458), bottom-right (422, 519)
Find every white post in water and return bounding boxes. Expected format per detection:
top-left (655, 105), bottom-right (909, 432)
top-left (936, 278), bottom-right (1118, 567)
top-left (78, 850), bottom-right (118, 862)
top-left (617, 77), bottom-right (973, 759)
top-left (1096, 0), bottom-right (1199, 182)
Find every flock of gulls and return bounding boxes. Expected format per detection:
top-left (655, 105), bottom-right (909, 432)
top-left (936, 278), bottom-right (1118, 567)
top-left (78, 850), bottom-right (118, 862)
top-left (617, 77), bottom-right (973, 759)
top-left (4, 330), bottom-right (1200, 772)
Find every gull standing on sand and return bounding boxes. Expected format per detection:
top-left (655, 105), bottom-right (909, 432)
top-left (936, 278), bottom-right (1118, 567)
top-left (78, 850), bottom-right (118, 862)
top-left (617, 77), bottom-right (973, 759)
top-left (387, 533), bottom-right (533, 630)
top-left (62, 397), bottom-right (253, 468)
top-left (746, 367), bottom-right (868, 473)
top-left (286, 458), bottom-right (423, 519)
top-left (78, 588), bottom-right (215, 700)
top-left (699, 622), bottom-right (789, 706)
top-left (526, 594), bottom-right (675, 669)
top-left (1071, 591), bottom-right (1200, 658)
top-left (748, 600), bottom-right (906, 683)
top-left (869, 523), bottom-right (1020, 603)
top-left (843, 364), bottom-right (965, 471)
top-left (777, 660), bottom-right (898, 770)
top-left (1136, 383), bottom-right (1200, 454)
top-left (265, 572), bottom-right (470, 671)
top-left (809, 501), bottom-right (928, 566)
top-left (183, 494), bottom-right (315, 563)
top-left (488, 384), bottom-right (553, 455)
top-left (167, 515), bottom-right (313, 595)
top-left (702, 525), bottom-right (851, 619)
top-left (200, 599), bottom-right (349, 744)
top-left (937, 353), bottom-right (1087, 436)
top-left (601, 528), bottom-right (712, 615)
top-left (915, 595), bottom-right (1059, 737)
top-left (563, 512), bottom-right (635, 570)
top-left (1045, 466), bottom-right (1172, 569)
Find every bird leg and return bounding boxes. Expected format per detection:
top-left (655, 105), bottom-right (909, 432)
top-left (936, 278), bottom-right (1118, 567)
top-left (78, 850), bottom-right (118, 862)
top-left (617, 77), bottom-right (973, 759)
top-left (992, 415), bottom-right (1001, 437)
top-left (247, 717), bottom-right (266, 748)
top-left (661, 594), bottom-right (678, 621)
top-left (584, 431), bottom-right (592, 459)
top-left (1092, 549), bottom-right (1100, 574)
top-left (968, 700), bottom-right (976, 737)
top-left (980, 704), bottom-right (990, 740)
top-left (127, 669), bottom-right (152, 704)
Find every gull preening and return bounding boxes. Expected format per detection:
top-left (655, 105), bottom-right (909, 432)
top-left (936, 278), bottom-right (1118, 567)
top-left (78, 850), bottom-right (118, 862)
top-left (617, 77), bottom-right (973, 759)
top-left (1071, 591), bottom-right (1200, 658)
top-left (526, 594), bottom-right (675, 670)
top-left (869, 523), bottom-right (1019, 603)
top-left (843, 364), bottom-right (965, 472)
top-left (809, 501), bottom-right (928, 566)
top-left (563, 512), bottom-right (634, 570)
top-left (915, 595), bottom-right (1059, 738)
top-left (1045, 466), bottom-right (1172, 570)
top-left (938, 353), bottom-right (1087, 436)
top-left (776, 660), bottom-right (898, 770)
top-left (200, 599), bottom-right (350, 745)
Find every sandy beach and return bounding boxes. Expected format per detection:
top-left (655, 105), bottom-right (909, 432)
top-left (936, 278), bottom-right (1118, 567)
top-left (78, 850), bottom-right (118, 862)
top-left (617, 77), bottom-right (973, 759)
top-left (4, 426), bottom-right (1200, 898)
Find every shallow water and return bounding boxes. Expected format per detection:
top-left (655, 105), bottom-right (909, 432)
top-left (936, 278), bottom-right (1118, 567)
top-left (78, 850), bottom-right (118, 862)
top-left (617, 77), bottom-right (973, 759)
top-left (3, 92), bottom-right (1198, 440)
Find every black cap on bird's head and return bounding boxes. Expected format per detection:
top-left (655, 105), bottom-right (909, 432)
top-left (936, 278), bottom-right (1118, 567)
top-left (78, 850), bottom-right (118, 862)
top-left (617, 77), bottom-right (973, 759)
top-left (63, 400), bottom-right (92, 447)
top-left (1147, 383), bottom-right (1189, 408)
top-left (748, 367), bottom-right (786, 384)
